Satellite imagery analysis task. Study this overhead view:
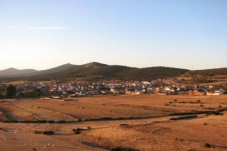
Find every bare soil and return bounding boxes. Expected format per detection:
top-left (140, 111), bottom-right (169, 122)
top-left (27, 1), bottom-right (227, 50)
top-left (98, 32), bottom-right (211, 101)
top-left (0, 95), bottom-right (227, 151)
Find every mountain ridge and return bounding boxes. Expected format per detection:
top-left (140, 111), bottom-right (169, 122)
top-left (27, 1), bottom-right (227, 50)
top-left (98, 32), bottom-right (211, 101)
top-left (0, 68), bottom-right (38, 77)
top-left (0, 62), bottom-right (226, 81)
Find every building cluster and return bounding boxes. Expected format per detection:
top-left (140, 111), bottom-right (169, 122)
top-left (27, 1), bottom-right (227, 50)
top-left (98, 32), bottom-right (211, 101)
top-left (0, 79), bottom-right (226, 99)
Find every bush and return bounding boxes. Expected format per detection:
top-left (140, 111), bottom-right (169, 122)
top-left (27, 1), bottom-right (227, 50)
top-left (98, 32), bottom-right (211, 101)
top-left (204, 143), bottom-right (214, 148)
top-left (72, 128), bottom-right (87, 134)
top-left (120, 124), bottom-right (129, 127)
top-left (43, 131), bottom-right (54, 135)
top-left (34, 130), bottom-right (54, 135)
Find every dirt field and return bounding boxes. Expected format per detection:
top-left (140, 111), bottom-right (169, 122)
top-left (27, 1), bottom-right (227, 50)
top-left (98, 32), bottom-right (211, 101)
top-left (0, 95), bottom-right (227, 151)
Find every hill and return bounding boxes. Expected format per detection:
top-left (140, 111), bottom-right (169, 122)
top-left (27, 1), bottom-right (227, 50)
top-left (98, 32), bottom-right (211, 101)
top-left (0, 63), bottom-right (76, 78)
top-left (190, 68), bottom-right (227, 76)
top-left (26, 62), bottom-right (189, 81)
top-left (0, 68), bottom-right (38, 77)
top-left (121, 66), bottom-right (188, 80)
top-left (33, 63), bottom-right (76, 76)
top-left (4, 62), bottom-right (227, 81)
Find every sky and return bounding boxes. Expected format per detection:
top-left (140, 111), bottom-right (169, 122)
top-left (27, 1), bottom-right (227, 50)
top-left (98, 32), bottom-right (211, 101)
top-left (0, 0), bottom-right (227, 70)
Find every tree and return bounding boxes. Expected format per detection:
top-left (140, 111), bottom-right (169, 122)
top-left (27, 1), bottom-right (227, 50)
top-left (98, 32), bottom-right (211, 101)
top-left (6, 85), bottom-right (17, 98)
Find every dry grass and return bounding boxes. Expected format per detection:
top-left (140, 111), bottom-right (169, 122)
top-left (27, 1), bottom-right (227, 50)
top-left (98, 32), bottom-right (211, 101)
top-left (0, 95), bottom-right (227, 150)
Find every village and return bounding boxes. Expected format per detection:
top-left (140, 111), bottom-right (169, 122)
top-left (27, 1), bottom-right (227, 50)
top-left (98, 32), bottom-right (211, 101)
top-left (0, 79), bottom-right (226, 99)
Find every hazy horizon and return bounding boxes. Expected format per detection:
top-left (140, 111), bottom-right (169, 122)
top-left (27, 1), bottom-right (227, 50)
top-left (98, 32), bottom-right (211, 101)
top-left (1, 0), bottom-right (227, 70)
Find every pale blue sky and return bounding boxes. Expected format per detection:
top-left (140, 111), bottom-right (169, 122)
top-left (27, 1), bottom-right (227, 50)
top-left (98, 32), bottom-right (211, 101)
top-left (0, 0), bottom-right (227, 70)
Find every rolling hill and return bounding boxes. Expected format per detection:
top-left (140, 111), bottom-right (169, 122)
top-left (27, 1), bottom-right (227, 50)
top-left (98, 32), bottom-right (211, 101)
top-left (18, 62), bottom-right (189, 81)
top-left (0, 68), bottom-right (38, 77)
top-left (190, 68), bottom-right (227, 76)
top-left (33, 63), bottom-right (76, 76)
top-left (0, 63), bottom-right (76, 78)
top-left (1, 62), bottom-right (226, 81)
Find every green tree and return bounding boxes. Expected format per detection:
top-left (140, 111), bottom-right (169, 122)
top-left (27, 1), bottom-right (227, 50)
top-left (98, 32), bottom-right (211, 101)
top-left (6, 85), bottom-right (17, 98)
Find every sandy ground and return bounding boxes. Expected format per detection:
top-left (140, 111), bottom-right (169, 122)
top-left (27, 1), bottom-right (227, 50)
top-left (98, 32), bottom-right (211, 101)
top-left (0, 95), bottom-right (227, 151)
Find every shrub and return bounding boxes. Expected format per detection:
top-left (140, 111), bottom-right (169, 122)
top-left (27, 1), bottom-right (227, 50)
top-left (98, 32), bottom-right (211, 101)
top-left (87, 126), bottom-right (91, 129)
top-left (43, 131), bottom-right (54, 135)
top-left (72, 128), bottom-right (87, 134)
top-left (111, 147), bottom-right (138, 151)
top-left (204, 143), bottom-right (214, 148)
top-left (34, 130), bottom-right (54, 135)
top-left (120, 124), bottom-right (129, 127)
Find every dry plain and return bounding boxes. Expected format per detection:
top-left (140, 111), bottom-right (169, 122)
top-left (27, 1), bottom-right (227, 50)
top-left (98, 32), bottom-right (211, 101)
top-left (0, 95), bottom-right (227, 151)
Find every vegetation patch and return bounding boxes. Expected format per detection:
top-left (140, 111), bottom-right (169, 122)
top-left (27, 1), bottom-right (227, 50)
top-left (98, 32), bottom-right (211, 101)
top-left (170, 115), bottom-right (197, 121)
top-left (34, 130), bottom-right (55, 135)
top-left (204, 143), bottom-right (215, 148)
top-left (72, 128), bottom-right (90, 134)
top-left (206, 111), bottom-right (223, 116)
top-left (203, 122), bottom-right (208, 126)
top-left (111, 147), bottom-right (139, 151)
top-left (178, 100), bottom-right (203, 104)
top-left (120, 124), bottom-right (129, 127)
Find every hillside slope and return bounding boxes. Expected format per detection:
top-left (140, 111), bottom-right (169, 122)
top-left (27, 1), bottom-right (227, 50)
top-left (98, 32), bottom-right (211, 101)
top-left (28, 62), bottom-right (189, 80)
top-left (0, 68), bottom-right (38, 77)
top-left (34, 63), bottom-right (76, 76)
top-left (190, 68), bottom-right (227, 76)
top-left (4, 62), bottom-right (220, 81)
